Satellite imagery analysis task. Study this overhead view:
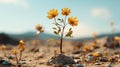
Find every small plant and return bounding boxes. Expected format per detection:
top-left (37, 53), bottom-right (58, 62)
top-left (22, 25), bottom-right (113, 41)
top-left (35, 24), bottom-right (44, 39)
top-left (18, 40), bottom-right (25, 61)
top-left (1, 45), bottom-right (7, 57)
top-left (12, 49), bottom-right (19, 64)
top-left (84, 45), bottom-right (90, 52)
top-left (11, 40), bottom-right (25, 64)
top-left (31, 24), bottom-right (44, 51)
top-left (47, 8), bottom-right (79, 54)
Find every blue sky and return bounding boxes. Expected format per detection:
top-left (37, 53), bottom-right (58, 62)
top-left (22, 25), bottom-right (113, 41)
top-left (0, 0), bottom-right (120, 38)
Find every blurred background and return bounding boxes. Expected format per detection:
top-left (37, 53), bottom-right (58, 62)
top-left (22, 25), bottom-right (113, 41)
top-left (0, 0), bottom-right (120, 44)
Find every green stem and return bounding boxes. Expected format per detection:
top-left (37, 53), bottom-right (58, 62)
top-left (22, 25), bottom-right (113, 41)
top-left (54, 18), bottom-right (57, 24)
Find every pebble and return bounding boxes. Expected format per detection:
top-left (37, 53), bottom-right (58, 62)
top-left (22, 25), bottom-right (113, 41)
top-left (73, 55), bottom-right (80, 59)
top-left (75, 64), bottom-right (84, 67)
top-left (2, 60), bottom-right (12, 65)
top-left (95, 62), bottom-right (101, 65)
top-left (8, 56), bottom-right (14, 59)
top-left (99, 57), bottom-right (108, 62)
top-left (0, 60), bottom-right (5, 64)
top-left (106, 62), bottom-right (113, 67)
top-left (87, 54), bottom-right (94, 61)
top-left (72, 50), bottom-right (81, 54)
top-left (63, 65), bottom-right (69, 67)
top-left (21, 62), bottom-right (26, 64)
top-left (21, 59), bottom-right (26, 61)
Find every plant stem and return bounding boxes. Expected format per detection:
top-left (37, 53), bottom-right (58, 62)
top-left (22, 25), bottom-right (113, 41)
top-left (54, 18), bottom-right (57, 24)
top-left (19, 50), bottom-right (23, 61)
top-left (15, 55), bottom-right (19, 64)
top-left (59, 16), bottom-right (67, 54)
top-left (60, 26), bottom-right (65, 54)
top-left (3, 50), bottom-right (7, 57)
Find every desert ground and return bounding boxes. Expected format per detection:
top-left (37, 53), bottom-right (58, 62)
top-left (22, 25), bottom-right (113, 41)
top-left (0, 36), bottom-right (120, 67)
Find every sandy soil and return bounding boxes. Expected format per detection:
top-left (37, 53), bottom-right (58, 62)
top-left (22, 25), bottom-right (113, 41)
top-left (0, 37), bottom-right (120, 67)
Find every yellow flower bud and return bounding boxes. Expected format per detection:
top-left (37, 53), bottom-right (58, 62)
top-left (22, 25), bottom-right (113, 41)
top-left (12, 49), bottom-right (18, 55)
top-left (92, 52), bottom-right (99, 57)
top-left (1, 45), bottom-right (6, 50)
top-left (84, 45), bottom-right (90, 51)
top-left (19, 40), bottom-right (24, 45)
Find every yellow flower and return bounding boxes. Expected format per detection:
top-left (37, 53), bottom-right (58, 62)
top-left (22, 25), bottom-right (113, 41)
top-left (18, 40), bottom-right (25, 51)
top-left (12, 49), bottom-right (18, 55)
top-left (36, 24), bottom-right (44, 33)
top-left (47, 9), bottom-right (58, 19)
top-left (92, 52), bottom-right (99, 57)
top-left (84, 45), bottom-right (90, 51)
top-left (114, 36), bottom-right (120, 41)
top-left (1, 45), bottom-right (6, 50)
top-left (19, 40), bottom-right (24, 45)
top-left (61, 8), bottom-right (71, 16)
top-left (68, 17), bottom-right (78, 26)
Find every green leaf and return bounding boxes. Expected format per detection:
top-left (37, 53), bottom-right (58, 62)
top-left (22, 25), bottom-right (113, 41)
top-left (54, 31), bottom-right (58, 35)
top-left (58, 18), bottom-right (61, 21)
top-left (69, 28), bottom-right (72, 31)
top-left (57, 27), bottom-right (61, 34)
top-left (65, 30), bottom-right (73, 37)
top-left (52, 27), bottom-right (57, 30)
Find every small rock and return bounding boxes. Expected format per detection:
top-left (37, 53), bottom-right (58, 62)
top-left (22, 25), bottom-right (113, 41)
top-left (0, 60), bottom-right (5, 64)
top-left (113, 51), bottom-right (119, 54)
top-left (2, 61), bottom-right (12, 65)
top-left (73, 55), bottom-right (80, 59)
top-left (53, 64), bottom-right (63, 67)
top-left (29, 60), bottom-right (32, 61)
top-left (8, 56), bottom-right (14, 59)
top-left (21, 62), bottom-right (26, 64)
top-left (39, 62), bottom-right (44, 64)
top-left (72, 50), bottom-right (81, 54)
top-left (113, 55), bottom-right (120, 58)
top-left (21, 59), bottom-right (26, 61)
top-left (87, 54), bottom-right (94, 61)
top-left (99, 57), bottom-right (108, 62)
top-left (106, 62), bottom-right (113, 67)
top-left (34, 49), bottom-right (40, 53)
top-left (95, 62), bottom-right (101, 65)
top-left (75, 64), bottom-right (84, 67)
top-left (63, 65), bottom-right (69, 67)
top-left (75, 59), bottom-right (81, 64)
